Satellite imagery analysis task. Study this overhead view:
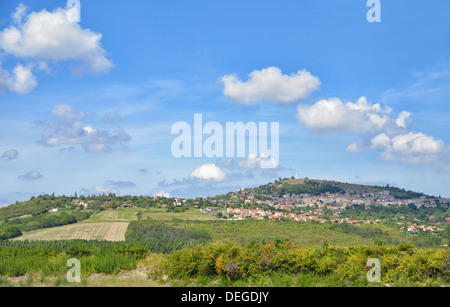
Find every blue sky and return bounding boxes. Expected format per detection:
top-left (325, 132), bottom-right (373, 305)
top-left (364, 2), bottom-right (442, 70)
top-left (1, 0), bottom-right (450, 205)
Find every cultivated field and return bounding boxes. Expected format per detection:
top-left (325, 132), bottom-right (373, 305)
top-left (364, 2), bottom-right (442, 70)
top-left (85, 208), bottom-right (216, 223)
top-left (12, 208), bottom-right (216, 242)
top-left (86, 209), bottom-right (138, 223)
top-left (142, 208), bottom-right (217, 221)
top-left (15, 222), bottom-right (129, 241)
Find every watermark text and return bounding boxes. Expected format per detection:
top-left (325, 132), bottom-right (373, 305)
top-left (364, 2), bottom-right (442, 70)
top-left (171, 114), bottom-right (279, 168)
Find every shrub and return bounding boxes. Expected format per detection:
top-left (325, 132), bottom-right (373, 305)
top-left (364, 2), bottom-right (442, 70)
top-left (0, 226), bottom-right (22, 240)
top-left (161, 241), bottom-right (450, 286)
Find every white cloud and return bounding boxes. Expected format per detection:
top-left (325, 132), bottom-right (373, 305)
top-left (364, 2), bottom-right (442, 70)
top-left (190, 163), bottom-right (227, 182)
top-left (237, 153), bottom-right (279, 169)
top-left (18, 170), bottom-right (42, 180)
top-left (297, 94), bottom-right (450, 170)
top-left (1, 149), bottom-right (19, 161)
top-left (0, 4), bottom-right (113, 94)
top-left (12, 3), bottom-right (28, 24)
top-left (0, 4), bottom-right (113, 75)
top-left (8, 64), bottom-right (38, 94)
top-left (391, 133), bottom-right (444, 155)
top-left (40, 104), bottom-right (131, 153)
top-left (370, 133), bottom-right (392, 150)
top-left (51, 103), bottom-right (85, 119)
top-left (370, 132), bottom-right (446, 165)
top-left (0, 63), bottom-right (37, 94)
top-left (221, 66), bottom-right (320, 105)
top-left (237, 154), bottom-right (261, 169)
top-left (154, 190), bottom-right (171, 198)
top-left (395, 111), bottom-right (411, 128)
top-left (345, 142), bottom-right (366, 153)
top-left (296, 96), bottom-right (392, 132)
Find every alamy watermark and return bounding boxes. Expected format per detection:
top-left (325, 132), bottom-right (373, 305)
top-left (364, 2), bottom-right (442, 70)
top-left (67, 258), bottom-right (81, 283)
top-left (66, 0), bottom-right (380, 24)
top-left (366, 258), bottom-right (381, 282)
top-left (66, 0), bottom-right (81, 23)
top-left (171, 114), bottom-right (280, 169)
top-left (366, 0), bottom-right (381, 23)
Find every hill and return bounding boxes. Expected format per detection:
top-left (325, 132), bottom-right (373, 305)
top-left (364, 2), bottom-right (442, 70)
top-left (1, 177), bottom-right (449, 245)
top-left (237, 177), bottom-right (427, 199)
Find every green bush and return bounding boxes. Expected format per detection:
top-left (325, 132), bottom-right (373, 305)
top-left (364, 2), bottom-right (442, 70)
top-left (0, 226), bottom-right (22, 240)
top-left (162, 241), bottom-right (450, 286)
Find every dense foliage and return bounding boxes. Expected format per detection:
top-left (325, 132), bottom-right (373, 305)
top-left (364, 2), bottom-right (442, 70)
top-left (0, 238), bottom-right (448, 287)
top-left (126, 218), bottom-right (211, 252)
top-left (3, 211), bottom-right (91, 231)
top-left (161, 241), bottom-right (450, 286)
top-left (0, 194), bottom-right (64, 220)
top-left (0, 240), bottom-right (148, 277)
top-left (0, 226), bottom-right (22, 241)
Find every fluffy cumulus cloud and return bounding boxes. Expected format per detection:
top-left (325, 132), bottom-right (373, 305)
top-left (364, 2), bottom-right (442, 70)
top-left (0, 63), bottom-right (37, 94)
top-left (40, 104), bottom-right (131, 153)
top-left (370, 132), bottom-right (446, 165)
top-left (370, 133), bottom-right (392, 150)
top-left (296, 94), bottom-right (450, 170)
top-left (395, 111), bottom-right (411, 129)
top-left (190, 163), bottom-right (227, 182)
top-left (154, 190), bottom-right (171, 198)
top-left (296, 96), bottom-right (393, 132)
top-left (1, 149), bottom-right (19, 161)
top-left (237, 153), bottom-right (279, 169)
top-left (0, 3), bottom-right (113, 94)
top-left (51, 103), bottom-right (86, 124)
top-left (221, 66), bottom-right (320, 105)
top-left (18, 170), bottom-right (42, 180)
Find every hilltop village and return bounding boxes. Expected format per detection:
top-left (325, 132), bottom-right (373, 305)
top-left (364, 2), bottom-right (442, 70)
top-left (196, 179), bottom-right (450, 233)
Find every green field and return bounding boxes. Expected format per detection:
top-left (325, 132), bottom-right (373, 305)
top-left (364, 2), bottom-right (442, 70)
top-left (86, 209), bottom-right (138, 223)
top-left (142, 208), bottom-right (217, 221)
top-left (130, 218), bottom-right (410, 248)
top-left (13, 208), bottom-right (217, 242)
top-left (86, 208), bottom-right (216, 222)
